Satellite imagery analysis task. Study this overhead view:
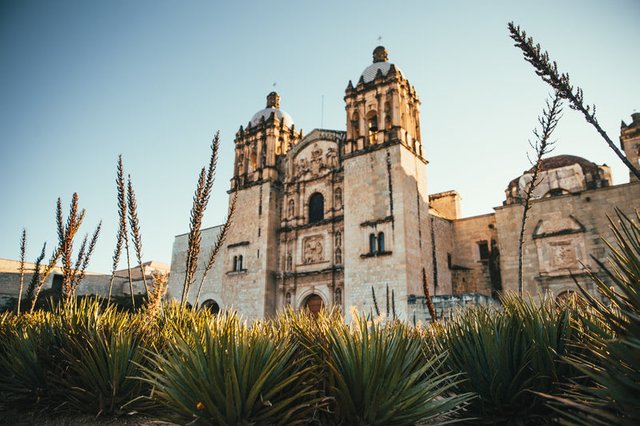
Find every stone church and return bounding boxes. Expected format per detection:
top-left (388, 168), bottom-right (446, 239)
top-left (167, 46), bottom-right (640, 321)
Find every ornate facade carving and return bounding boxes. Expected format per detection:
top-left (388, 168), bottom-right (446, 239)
top-left (302, 235), bottom-right (324, 264)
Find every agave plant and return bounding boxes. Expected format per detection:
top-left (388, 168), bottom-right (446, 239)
top-left (141, 311), bottom-right (323, 425)
top-left (547, 210), bottom-right (640, 424)
top-left (432, 295), bottom-right (584, 424)
top-left (48, 300), bottom-right (147, 416)
top-left (323, 315), bottom-right (471, 425)
top-left (0, 313), bottom-right (55, 410)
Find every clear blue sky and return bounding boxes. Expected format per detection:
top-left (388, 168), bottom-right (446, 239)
top-left (1, 0), bottom-right (639, 273)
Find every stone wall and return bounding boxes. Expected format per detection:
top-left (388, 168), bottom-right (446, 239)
top-left (451, 213), bottom-right (498, 295)
top-left (495, 181), bottom-right (640, 298)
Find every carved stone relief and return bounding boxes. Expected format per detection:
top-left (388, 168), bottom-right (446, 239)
top-left (302, 235), bottom-right (324, 264)
top-left (535, 235), bottom-right (587, 275)
top-left (294, 142), bottom-right (340, 180)
top-left (550, 241), bottom-right (577, 269)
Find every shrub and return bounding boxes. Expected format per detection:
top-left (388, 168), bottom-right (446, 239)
top-left (324, 314), bottom-right (471, 425)
top-left (431, 295), bottom-right (584, 424)
top-left (141, 311), bottom-right (323, 425)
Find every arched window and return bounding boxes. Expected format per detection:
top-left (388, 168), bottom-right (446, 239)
top-left (335, 248), bottom-right (342, 264)
top-left (238, 154), bottom-right (244, 174)
top-left (287, 254), bottom-right (292, 270)
top-left (377, 232), bottom-right (385, 253)
top-left (335, 231), bottom-right (342, 247)
top-left (367, 111), bottom-right (378, 132)
top-left (384, 102), bottom-right (392, 130)
top-left (232, 255), bottom-right (238, 271)
top-left (250, 151), bottom-right (257, 170)
top-left (351, 112), bottom-right (360, 138)
top-left (308, 192), bottom-right (324, 224)
top-left (369, 233), bottom-right (377, 254)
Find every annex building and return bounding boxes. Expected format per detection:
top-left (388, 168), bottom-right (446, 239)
top-left (167, 46), bottom-right (640, 321)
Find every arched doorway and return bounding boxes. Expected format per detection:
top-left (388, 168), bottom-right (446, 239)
top-left (200, 299), bottom-right (220, 314)
top-left (302, 294), bottom-right (324, 315)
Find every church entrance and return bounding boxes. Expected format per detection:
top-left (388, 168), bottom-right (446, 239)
top-left (303, 294), bottom-right (324, 315)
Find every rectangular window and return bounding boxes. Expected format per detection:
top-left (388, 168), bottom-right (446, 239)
top-left (478, 241), bottom-right (490, 261)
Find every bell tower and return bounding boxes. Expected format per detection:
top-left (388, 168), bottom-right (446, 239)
top-left (232, 92), bottom-right (302, 189)
top-left (221, 92), bottom-right (302, 319)
top-left (342, 47), bottom-right (432, 320)
top-left (344, 46), bottom-right (424, 160)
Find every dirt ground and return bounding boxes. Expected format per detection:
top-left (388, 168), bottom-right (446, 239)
top-left (0, 412), bottom-right (176, 426)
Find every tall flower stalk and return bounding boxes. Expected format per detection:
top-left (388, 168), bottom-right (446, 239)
top-left (128, 174), bottom-right (149, 297)
top-left (182, 133), bottom-right (220, 306)
top-left (508, 22), bottom-right (640, 180)
top-left (195, 192), bottom-right (237, 306)
top-left (517, 94), bottom-right (563, 295)
top-left (17, 229), bottom-right (26, 314)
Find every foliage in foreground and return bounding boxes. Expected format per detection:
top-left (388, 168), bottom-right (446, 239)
top-left (547, 210), bottom-right (640, 425)
top-left (141, 312), bottom-right (323, 425)
top-left (426, 293), bottom-right (587, 424)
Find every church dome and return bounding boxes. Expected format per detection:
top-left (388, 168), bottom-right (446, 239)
top-left (359, 46), bottom-right (404, 83)
top-left (505, 154), bottom-right (611, 205)
top-left (249, 92), bottom-right (294, 128)
top-left (512, 155), bottom-right (601, 183)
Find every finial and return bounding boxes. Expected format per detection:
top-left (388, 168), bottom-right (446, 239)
top-left (267, 91), bottom-right (280, 108)
top-left (373, 45), bottom-right (388, 63)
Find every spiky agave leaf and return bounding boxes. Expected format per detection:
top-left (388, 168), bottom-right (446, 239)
top-left (325, 314), bottom-right (471, 425)
top-left (50, 317), bottom-right (146, 415)
top-left (434, 295), bottom-right (584, 424)
top-left (141, 311), bottom-right (323, 425)
top-left (547, 210), bottom-right (640, 424)
top-left (0, 311), bottom-right (56, 410)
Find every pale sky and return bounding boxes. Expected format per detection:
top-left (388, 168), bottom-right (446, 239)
top-left (1, 0), bottom-right (639, 273)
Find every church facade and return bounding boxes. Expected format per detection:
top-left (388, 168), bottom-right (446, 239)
top-left (167, 47), bottom-right (640, 321)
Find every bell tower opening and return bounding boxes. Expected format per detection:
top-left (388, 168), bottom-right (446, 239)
top-left (344, 46), bottom-right (424, 160)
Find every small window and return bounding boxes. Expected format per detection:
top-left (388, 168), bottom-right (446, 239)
top-left (335, 288), bottom-right (342, 305)
top-left (285, 292), bottom-right (292, 305)
top-left (308, 192), bottom-right (324, 224)
top-left (369, 233), bottom-right (377, 254)
top-left (447, 253), bottom-right (452, 269)
top-left (478, 241), bottom-right (490, 261)
top-left (235, 255), bottom-right (243, 271)
top-left (377, 232), bottom-right (385, 253)
top-left (545, 188), bottom-right (568, 197)
top-left (232, 256), bottom-right (238, 272)
top-left (335, 248), bottom-right (342, 264)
